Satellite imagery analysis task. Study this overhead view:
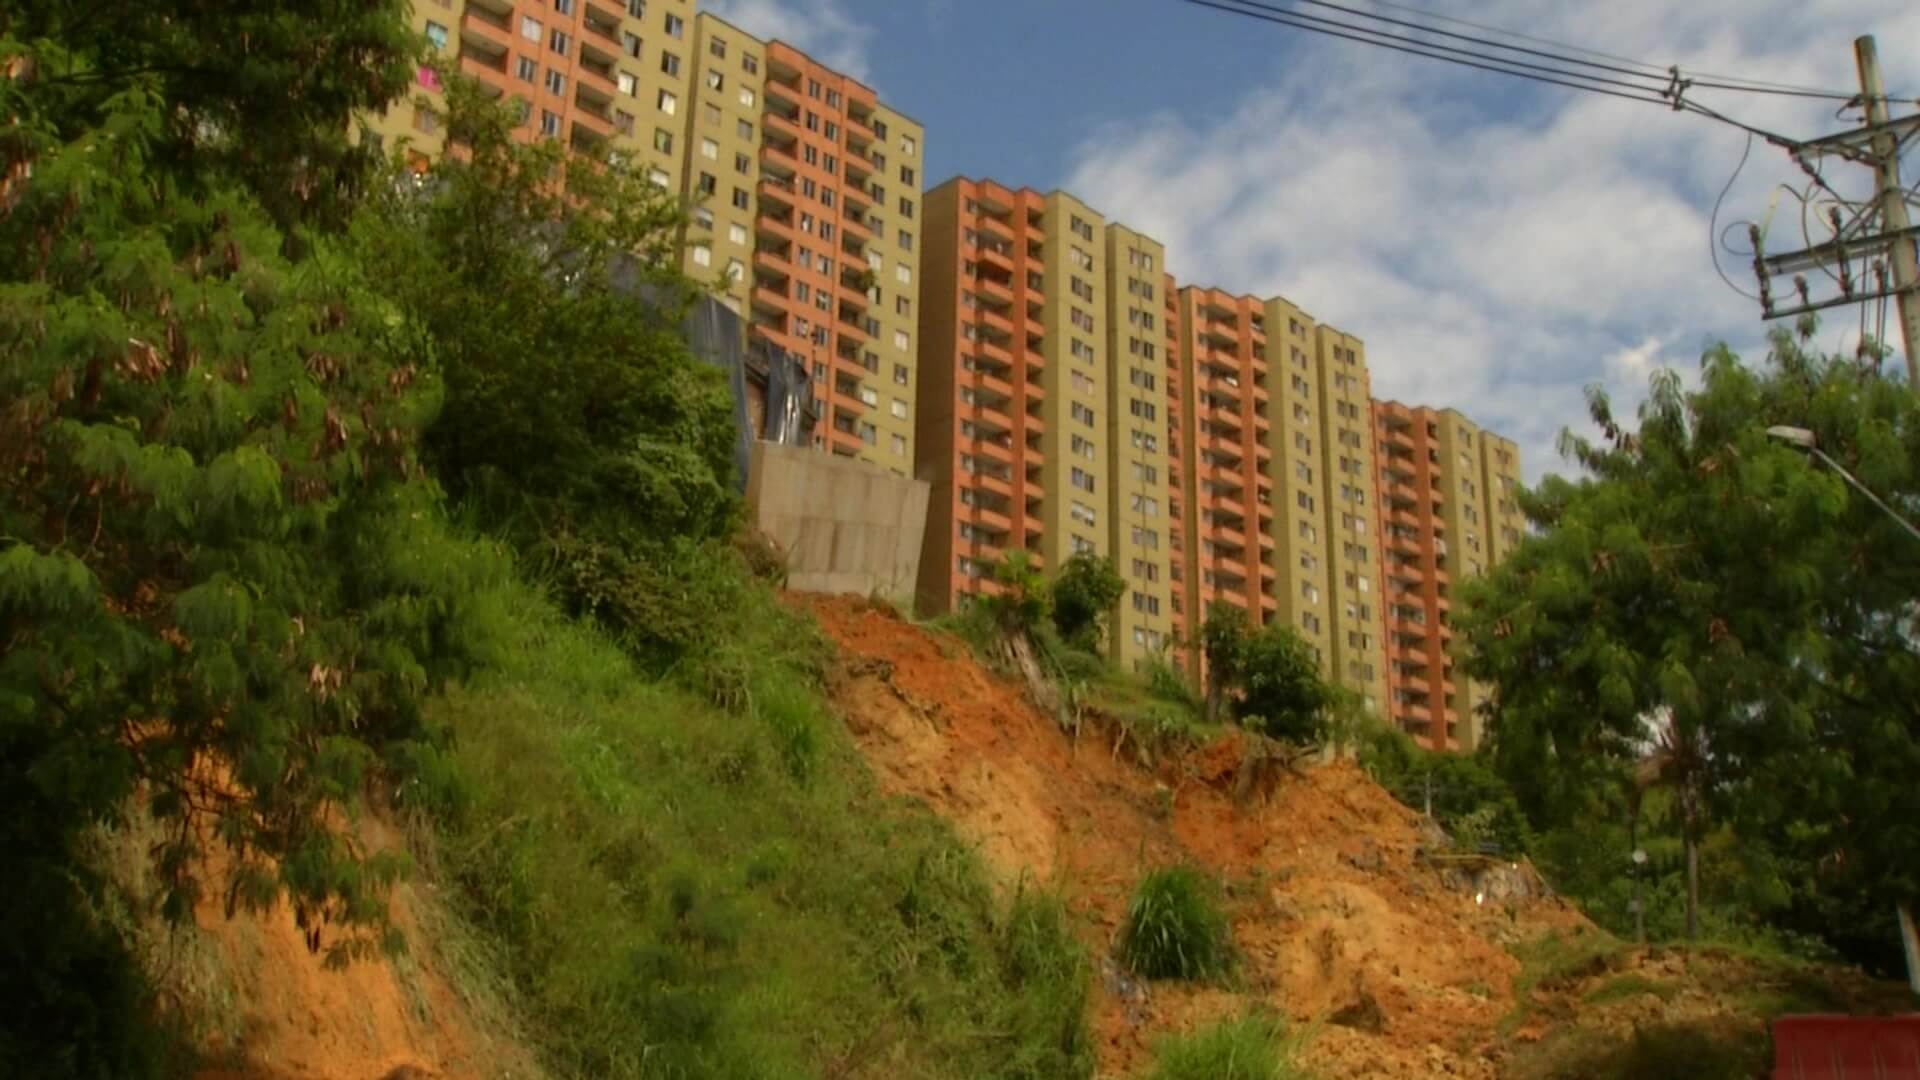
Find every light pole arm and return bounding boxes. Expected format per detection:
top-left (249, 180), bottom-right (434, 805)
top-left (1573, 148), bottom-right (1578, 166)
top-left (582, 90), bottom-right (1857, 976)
top-left (1809, 447), bottom-right (1920, 547)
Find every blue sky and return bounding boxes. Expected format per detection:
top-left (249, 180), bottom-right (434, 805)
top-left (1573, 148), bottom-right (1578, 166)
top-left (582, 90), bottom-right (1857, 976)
top-left (715, 0), bottom-right (1920, 481)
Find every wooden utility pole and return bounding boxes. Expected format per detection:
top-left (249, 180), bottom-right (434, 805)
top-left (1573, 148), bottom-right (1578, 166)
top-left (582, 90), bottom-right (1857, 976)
top-left (1855, 37), bottom-right (1920, 388)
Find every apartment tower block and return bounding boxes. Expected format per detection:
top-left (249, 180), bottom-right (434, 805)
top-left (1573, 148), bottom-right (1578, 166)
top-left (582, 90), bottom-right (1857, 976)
top-left (366, 0), bottom-right (924, 477)
top-left (1371, 402), bottom-right (1523, 750)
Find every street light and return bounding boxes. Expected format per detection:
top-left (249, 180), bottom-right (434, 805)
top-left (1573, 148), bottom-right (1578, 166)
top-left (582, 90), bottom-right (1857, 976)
top-left (1765, 423), bottom-right (1920, 995)
top-left (1765, 425), bottom-right (1920, 546)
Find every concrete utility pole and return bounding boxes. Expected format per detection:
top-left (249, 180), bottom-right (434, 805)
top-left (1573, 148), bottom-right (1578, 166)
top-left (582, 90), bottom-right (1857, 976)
top-left (1856, 37), bottom-right (1920, 388)
top-left (1746, 35), bottom-right (1920, 385)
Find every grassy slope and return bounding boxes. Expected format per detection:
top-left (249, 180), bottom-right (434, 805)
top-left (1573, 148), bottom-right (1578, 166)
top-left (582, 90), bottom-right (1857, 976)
top-left (421, 575), bottom-right (1092, 1080)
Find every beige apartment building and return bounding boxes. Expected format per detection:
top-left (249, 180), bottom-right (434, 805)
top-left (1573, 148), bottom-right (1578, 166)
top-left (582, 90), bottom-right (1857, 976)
top-left (1371, 402), bottom-right (1523, 750)
top-left (363, 1), bottom-right (922, 477)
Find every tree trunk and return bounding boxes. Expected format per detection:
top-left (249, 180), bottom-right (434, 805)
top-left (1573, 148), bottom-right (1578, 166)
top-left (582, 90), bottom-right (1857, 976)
top-left (1205, 671), bottom-right (1222, 726)
top-left (1684, 825), bottom-right (1700, 941)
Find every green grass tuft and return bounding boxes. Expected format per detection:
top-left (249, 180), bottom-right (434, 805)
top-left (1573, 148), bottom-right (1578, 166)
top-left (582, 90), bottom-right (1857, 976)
top-left (1118, 866), bottom-right (1237, 982)
top-left (1145, 1010), bottom-right (1312, 1080)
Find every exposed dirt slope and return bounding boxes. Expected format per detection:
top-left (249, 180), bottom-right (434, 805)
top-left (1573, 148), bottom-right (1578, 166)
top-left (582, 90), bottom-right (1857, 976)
top-left (800, 595), bottom-right (1593, 1078)
top-left (122, 811), bottom-right (540, 1080)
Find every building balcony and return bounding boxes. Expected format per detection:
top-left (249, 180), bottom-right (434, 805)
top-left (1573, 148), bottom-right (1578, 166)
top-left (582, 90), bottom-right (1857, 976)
top-left (761, 108), bottom-right (801, 145)
top-left (976, 242), bottom-right (1014, 274)
top-left (760, 141), bottom-right (798, 178)
top-left (459, 7), bottom-right (515, 52)
top-left (758, 176), bottom-right (796, 211)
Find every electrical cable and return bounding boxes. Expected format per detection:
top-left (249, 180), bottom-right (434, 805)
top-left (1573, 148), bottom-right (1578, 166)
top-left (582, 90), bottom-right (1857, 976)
top-left (1352, 0), bottom-right (1890, 99)
top-left (1179, 0), bottom-right (1905, 111)
top-left (1174, 0), bottom-right (1676, 107)
top-left (1709, 131), bottom-right (1759, 300)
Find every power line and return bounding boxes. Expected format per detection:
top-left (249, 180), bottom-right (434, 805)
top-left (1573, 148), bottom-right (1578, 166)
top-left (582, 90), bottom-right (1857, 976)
top-left (1190, 0), bottom-right (1900, 105)
top-left (1709, 131), bottom-right (1759, 301)
top-left (1174, 0), bottom-right (1676, 108)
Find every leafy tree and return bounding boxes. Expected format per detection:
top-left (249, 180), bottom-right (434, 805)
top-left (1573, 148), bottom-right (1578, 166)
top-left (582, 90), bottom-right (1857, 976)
top-left (1235, 621), bottom-right (1331, 744)
top-left (981, 549), bottom-right (1052, 634)
top-left (357, 74), bottom-right (738, 666)
top-left (5, 0), bottom-right (421, 233)
top-left (1050, 552), bottom-right (1125, 652)
top-left (1460, 324), bottom-right (1920, 967)
top-left (0, 67), bottom-right (500, 1077)
top-left (1200, 602), bottom-right (1251, 724)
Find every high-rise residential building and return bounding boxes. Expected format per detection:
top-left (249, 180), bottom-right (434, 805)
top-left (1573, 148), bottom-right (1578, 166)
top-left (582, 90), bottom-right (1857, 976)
top-left (367, 0), bottom-right (699, 182)
top-left (1104, 226), bottom-right (1177, 668)
top-left (1316, 326), bottom-right (1388, 715)
top-left (1169, 285), bottom-right (1278, 667)
top-left (360, 2), bottom-right (922, 478)
top-left (1167, 291), bottom-right (1387, 712)
top-left (1371, 402), bottom-right (1522, 750)
top-left (915, 179), bottom-right (1094, 614)
top-left (735, 40), bottom-right (923, 473)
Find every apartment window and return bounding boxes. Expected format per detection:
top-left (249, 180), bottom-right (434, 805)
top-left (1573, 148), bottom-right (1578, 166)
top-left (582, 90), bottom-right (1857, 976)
top-left (902, 134), bottom-right (917, 155)
top-left (539, 109), bottom-right (561, 136)
top-left (657, 89), bottom-right (677, 115)
top-left (660, 51), bottom-right (679, 76)
top-left (706, 70), bottom-right (723, 91)
top-left (734, 152), bottom-right (750, 174)
top-left (893, 329), bottom-right (910, 352)
top-left (899, 229), bottom-right (913, 251)
top-left (1131, 461), bottom-right (1158, 484)
top-left (691, 244), bottom-right (712, 267)
top-left (424, 20), bottom-right (449, 49)
top-left (623, 31), bottom-right (642, 58)
top-left (727, 223), bottom-right (747, 246)
top-left (1132, 559), bottom-right (1160, 582)
top-left (521, 15), bottom-right (542, 41)
top-left (895, 262), bottom-right (912, 284)
top-left (614, 109), bottom-right (634, 135)
top-left (1129, 494), bottom-right (1160, 516)
top-left (549, 29), bottom-right (570, 56)
top-left (702, 101), bottom-right (720, 125)
top-left (1128, 399), bottom-right (1156, 421)
top-left (521, 56), bottom-right (541, 82)
top-left (1071, 467), bottom-right (1095, 493)
top-left (894, 364), bottom-right (910, 386)
top-left (664, 13), bottom-right (684, 37)
top-left (899, 197), bottom-right (914, 219)
top-left (724, 186), bottom-right (744, 209)
top-left (739, 87), bottom-right (756, 108)
top-left (1132, 526), bottom-right (1160, 549)
top-left (742, 53), bottom-right (759, 74)
top-left (661, 130), bottom-right (680, 155)
top-left (890, 398), bottom-right (909, 420)
top-left (1070, 370), bottom-right (1095, 395)
top-left (1071, 339), bottom-right (1095, 362)
top-left (701, 137), bottom-right (719, 160)
top-left (1070, 501), bottom-right (1097, 526)
top-left (725, 258), bottom-right (745, 282)
top-left (692, 206), bottom-right (713, 229)
top-left (1072, 402), bottom-right (1095, 426)
top-left (1071, 434), bottom-right (1096, 460)
top-left (543, 69), bottom-right (566, 95)
top-left (1129, 368), bottom-right (1156, 390)
top-left (826, 121), bottom-right (839, 140)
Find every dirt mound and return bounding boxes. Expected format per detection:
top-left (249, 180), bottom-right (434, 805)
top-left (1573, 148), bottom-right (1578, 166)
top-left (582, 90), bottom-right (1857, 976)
top-left (801, 595), bottom-right (1591, 1078)
top-left (111, 807), bottom-right (538, 1080)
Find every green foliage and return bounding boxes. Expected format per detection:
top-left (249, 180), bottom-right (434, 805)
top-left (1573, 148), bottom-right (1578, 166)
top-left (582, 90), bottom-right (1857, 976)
top-left (1200, 604), bottom-right (1337, 744)
top-left (1582, 973), bottom-right (1675, 1005)
top-left (1235, 621), bottom-right (1331, 743)
top-left (5, 0), bottom-right (421, 233)
top-left (1357, 725), bottom-right (1531, 854)
top-left (1119, 867), bottom-right (1236, 982)
top-left (1, 78), bottom-right (497, 944)
top-left (1144, 1010), bottom-right (1311, 1080)
top-left (980, 550), bottom-right (1052, 634)
top-left (1144, 653), bottom-right (1203, 713)
top-left (1461, 325), bottom-right (1920, 967)
top-left (1051, 552), bottom-right (1126, 652)
top-left (428, 571), bottom-right (1097, 1079)
top-left (358, 74), bottom-right (739, 669)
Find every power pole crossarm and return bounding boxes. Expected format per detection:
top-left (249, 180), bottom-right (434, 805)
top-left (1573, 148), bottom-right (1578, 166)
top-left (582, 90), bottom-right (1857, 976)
top-left (1855, 36), bottom-right (1920, 387)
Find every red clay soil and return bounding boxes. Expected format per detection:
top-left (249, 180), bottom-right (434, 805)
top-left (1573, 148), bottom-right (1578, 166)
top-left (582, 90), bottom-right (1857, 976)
top-left (182, 814), bottom-right (532, 1080)
top-left (798, 594), bottom-right (1591, 1079)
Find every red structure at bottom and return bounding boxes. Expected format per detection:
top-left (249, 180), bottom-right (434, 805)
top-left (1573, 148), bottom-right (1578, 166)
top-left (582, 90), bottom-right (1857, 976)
top-left (1773, 1014), bottom-right (1920, 1079)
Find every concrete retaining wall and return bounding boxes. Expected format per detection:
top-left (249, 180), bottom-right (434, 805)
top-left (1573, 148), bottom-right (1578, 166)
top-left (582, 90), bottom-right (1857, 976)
top-left (746, 442), bottom-right (930, 600)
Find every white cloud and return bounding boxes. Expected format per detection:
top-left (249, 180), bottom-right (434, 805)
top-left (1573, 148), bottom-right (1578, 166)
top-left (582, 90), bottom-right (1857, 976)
top-left (706, 0), bottom-right (874, 82)
top-left (1064, 0), bottom-right (1920, 482)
